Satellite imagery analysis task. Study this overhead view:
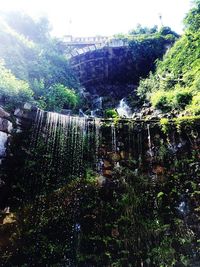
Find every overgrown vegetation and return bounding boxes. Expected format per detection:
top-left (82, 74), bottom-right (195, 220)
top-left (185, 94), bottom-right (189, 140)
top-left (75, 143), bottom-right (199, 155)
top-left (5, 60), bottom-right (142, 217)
top-left (114, 25), bottom-right (179, 86)
top-left (0, 12), bottom-right (80, 111)
top-left (0, 60), bottom-right (33, 110)
top-left (137, 0), bottom-right (200, 116)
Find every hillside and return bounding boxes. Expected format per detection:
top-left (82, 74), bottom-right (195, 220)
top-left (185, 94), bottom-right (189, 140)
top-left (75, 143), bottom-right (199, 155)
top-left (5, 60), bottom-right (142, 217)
top-left (137, 0), bottom-right (200, 116)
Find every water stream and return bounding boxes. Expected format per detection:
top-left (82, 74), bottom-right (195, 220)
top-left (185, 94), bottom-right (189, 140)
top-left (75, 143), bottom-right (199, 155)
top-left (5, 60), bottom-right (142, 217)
top-left (116, 98), bottom-right (132, 118)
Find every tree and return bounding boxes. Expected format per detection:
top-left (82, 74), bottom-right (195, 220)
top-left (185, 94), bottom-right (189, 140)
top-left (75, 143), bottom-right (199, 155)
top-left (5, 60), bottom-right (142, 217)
top-left (129, 24), bottom-right (158, 35)
top-left (159, 26), bottom-right (179, 38)
top-left (184, 0), bottom-right (200, 32)
top-left (0, 12), bottom-right (80, 112)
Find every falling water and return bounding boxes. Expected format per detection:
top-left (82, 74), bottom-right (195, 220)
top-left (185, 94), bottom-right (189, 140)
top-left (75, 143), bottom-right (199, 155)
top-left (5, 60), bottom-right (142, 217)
top-left (111, 123), bottom-right (117, 152)
top-left (147, 124), bottom-right (153, 159)
top-left (95, 118), bottom-right (101, 171)
top-left (30, 108), bottom-right (44, 149)
top-left (116, 98), bottom-right (132, 118)
top-left (0, 131), bottom-right (8, 157)
top-left (90, 96), bottom-right (103, 117)
top-left (29, 110), bottom-right (103, 193)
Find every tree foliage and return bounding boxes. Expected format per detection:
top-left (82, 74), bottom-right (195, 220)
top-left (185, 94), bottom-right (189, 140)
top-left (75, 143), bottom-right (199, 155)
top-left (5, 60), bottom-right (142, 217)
top-left (129, 24), bottom-right (158, 35)
top-left (0, 60), bottom-right (33, 109)
top-left (40, 83), bottom-right (80, 111)
top-left (137, 0), bottom-right (200, 115)
top-left (184, 0), bottom-right (200, 33)
top-left (0, 12), bottom-right (79, 112)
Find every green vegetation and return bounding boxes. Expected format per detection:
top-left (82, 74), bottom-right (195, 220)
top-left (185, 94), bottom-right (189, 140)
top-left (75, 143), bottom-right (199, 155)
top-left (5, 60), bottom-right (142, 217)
top-left (0, 2), bottom-right (200, 267)
top-left (0, 12), bottom-right (79, 112)
top-left (36, 83), bottom-right (79, 111)
top-left (137, 0), bottom-right (200, 116)
top-left (160, 118), bottom-right (170, 134)
top-left (105, 108), bottom-right (119, 118)
top-left (114, 26), bottom-right (178, 85)
top-left (0, 12), bottom-right (180, 113)
top-left (0, 60), bottom-right (33, 109)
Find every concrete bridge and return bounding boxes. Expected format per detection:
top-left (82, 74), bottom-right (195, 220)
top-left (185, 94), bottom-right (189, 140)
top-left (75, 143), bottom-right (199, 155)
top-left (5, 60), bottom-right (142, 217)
top-left (59, 35), bottom-right (129, 58)
top-left (58, 35), bottom-right (161, 103)
top-left (56, 36), bottom-right (135, 101)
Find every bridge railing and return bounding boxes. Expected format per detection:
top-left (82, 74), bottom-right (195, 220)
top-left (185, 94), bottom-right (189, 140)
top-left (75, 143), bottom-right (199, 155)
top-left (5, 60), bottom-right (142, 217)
top-left (66, 39), bottom-right (129, 59)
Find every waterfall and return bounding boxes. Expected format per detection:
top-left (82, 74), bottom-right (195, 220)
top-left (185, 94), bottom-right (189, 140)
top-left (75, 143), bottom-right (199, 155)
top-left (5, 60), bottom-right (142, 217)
top-left (111, 123), bottom-right (117, 152)
top-left (0, 131), bottom-right (8, 157)
top-left (29, 110), bottom-right (103, 194)
top-left (147, 124), bottom-right (153, 159)
top-left (91, 96), bottom-right (103, 117)
top-left (3, 109), bottom-right (200, 267)
top-left (116, 98), bottom-right (132, 118)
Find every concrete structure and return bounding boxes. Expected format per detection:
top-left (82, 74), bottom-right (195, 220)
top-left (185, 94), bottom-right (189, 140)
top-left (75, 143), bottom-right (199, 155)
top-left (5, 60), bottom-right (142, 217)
top-left (58, 35), bottom-right (128, 58)
top-left (63, 35), bottom-right (110, 46)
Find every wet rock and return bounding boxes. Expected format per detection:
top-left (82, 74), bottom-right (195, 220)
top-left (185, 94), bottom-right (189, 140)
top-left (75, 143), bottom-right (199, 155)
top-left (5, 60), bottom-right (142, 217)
top-left (108, 152), bottom-right (121, 162)
top-left (120, 151), bottom-right (126, 159)
top-left (14, 108), bottom-right (24, 118)
top-left (152, 165), bottom-right (165, 175)
top-left (23, 102), bottom-right (32, 110)
top-left (0, 118), bottom-right (12, 133)
top-left (96, 175), bottom-right (106, 186)
top-left (0, 107), bottom-right (10, 119)
top-left (103, 160), bottom-right (112, 168)
top-left (103, 169), bottom-right (112, 177)
top-left (3, 213), bottom-right (16, 225)
top-left (14, 108), bottom-right (37, 121)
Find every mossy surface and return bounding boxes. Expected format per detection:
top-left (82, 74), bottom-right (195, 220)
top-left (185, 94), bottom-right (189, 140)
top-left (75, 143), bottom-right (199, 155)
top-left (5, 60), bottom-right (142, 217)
top-left (0, 117), bottom-right (200, 267)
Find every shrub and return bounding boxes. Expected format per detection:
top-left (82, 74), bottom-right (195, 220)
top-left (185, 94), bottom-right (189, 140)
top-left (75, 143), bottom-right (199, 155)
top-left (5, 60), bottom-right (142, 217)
top-left (0, 60), bottom-right (33, 109)
top-left (151, 86), bottom-right (193, 112)
top-left (105, 108), bottom-right (119, 118)
top-left (174, 87), bottom-right (193, 108)
top-left (151, 91), bottom-right (172, 111)
top-left (185, 93), bottom-right (200, 115)
top-left (137, 72), bottom-right (159, 100)
top-left (44, 83), bottom-right (79, 112)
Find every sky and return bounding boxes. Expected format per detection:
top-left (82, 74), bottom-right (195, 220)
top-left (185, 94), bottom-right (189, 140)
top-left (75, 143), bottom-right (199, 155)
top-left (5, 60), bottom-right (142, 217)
top-left (0, 0), bottom-right (193, 37)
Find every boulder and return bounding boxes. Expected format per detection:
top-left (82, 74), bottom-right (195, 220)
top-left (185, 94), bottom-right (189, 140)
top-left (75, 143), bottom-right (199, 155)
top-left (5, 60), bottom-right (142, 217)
top-left (14, 108), bottom-right (37, 121)
top-left (0, 118), bottom-right (12, 133)
top-left (0, 107), bottom-right (10, 119)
